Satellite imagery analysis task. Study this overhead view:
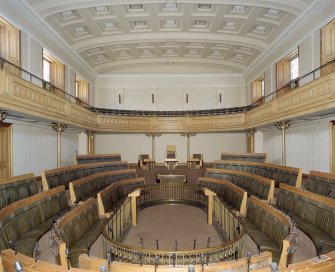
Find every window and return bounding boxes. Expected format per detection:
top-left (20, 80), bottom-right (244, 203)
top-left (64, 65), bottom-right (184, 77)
top-left (0, 16), bottom-right (20, 66)
top-left (321, 18), bottom-right (335, 76)
top-left (276, 48), bottom-right (299, 96)
top-left (42, 49), bottom-right (65, 94)
top-left (75, 75), bottom-right (89, 104)
top-left (251, 74), bottom-right (265, 103)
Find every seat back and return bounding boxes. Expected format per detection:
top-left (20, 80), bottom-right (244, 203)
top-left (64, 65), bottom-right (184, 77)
top-left (0, 174), bottom-right (38, 209)
top-left (305, 170), bottom-right (335, 199)
top-left (166, 145), bottom-right (177, 159)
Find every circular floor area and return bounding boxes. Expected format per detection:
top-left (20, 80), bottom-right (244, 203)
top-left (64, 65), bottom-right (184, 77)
top-left (123, 204), bottom-right (223, 251)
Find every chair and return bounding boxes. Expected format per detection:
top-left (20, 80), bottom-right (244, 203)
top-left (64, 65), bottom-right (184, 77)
top-left (165, 145), bottom-right (177, 170)
top-left (187, 153), bottom-right (203, 169)
top-left (138, 154), bottom-right (155, 170)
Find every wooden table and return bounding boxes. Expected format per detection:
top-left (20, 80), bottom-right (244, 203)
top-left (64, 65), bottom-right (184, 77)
top-left (165, 158), bottom-right (178, 170)
top-left (187, 158), bottom-right (200, 169)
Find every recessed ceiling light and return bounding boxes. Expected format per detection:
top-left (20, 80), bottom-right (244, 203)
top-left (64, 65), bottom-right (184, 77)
top-left (104, 22), bottom-right (116, 30)
top-left (95, 6), bottom-right (109, 13)
top-left (266, 9), bottom-right (281, 17)
top-left (198, 4), bottom-right (212, 10)
top-left (194, 20), bottom-right (207, 27)
top-left (253, 25), bottom-right (267, 33)
top-left (60, 10), bottom-right (75, 19)
top-left (118, 51), bottom-right (130, 57)
top-left (164, 19), bottom-right (177, 27)
top-left (164, 49), bottom-right (177, 55)
top-left (129, 4), bottom-right (143, 10)
top-left (187, 49), bottom-right (199, 55)
top-left (164, 3), bottom-right (177, 9)
top-left (232, 5), bottom-right (246, 13)
top-left (224, 21), bottom-right (237, 29)
top-left (141, 49), bottom-right (153, 55)
top-left (96, 54), bottom-right (107, 61)
top-left (234, 53), bottom-right (244, 60)
top-left (133, 21), bottom-right (147, 27)
top-left (210, 50), bottom-right (221, 56)
top-left (73, 26), bottom-right (88, 35)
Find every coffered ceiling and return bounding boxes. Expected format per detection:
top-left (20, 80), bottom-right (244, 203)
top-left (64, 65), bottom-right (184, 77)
top-left (23, 0), bottom-right (316, 75)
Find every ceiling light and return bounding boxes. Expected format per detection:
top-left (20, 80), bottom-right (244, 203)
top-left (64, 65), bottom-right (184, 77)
top-left (164, 20), bottom-right (177, 27)
top-left (253, 25), bottom-right (267, 33)
top-left (133, 21), bottom-right (147, 27)
top-left (60, 10), bottom-right (75, 19)
top-left (129, 4), bottom-right (143, 10)
top-left (73, 26), bottom-right (88, 35)
top-left (164, 3), bottom-right (177, 9)
top-left (224, 21), bottom-right (237, 29)
top-left (194, 20), bottom-right (207, 27)
top-left (104, 22), bottom-right (116, 30)
top-left (232, 5), bottom-right (246, 13)
top-left (95, 6), bottom-right (109, 13)
top-left (266, 9), bottom-right (281, 17)
top-left (198, 4), bottom-right (212, 10)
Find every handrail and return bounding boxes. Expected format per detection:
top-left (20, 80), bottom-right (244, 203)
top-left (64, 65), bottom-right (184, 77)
top-left (102, 183), bottom-right (245, 266)
top-left (1, 56), bottom-right (334, 117)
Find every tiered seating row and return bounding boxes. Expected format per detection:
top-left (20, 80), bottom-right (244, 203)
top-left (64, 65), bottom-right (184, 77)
top-left (206, 168), bottom-right (274, 203)
top-left (305, 170), bottom-right (335, 199)
top-left (76, 153), bottom-right (121, 164)
top-left (0, 173), bottom-right (38, 209)
top-left (56, 198), bottom-right (106, 268)
top-left (277, 183), bottom-right (335, 254)
top-left (69, 169), bottom-right (137, 204)
top-left (213, 160), bottom-right (302, 188)
top-left (42, 161), bottom-right (128, 190)
top-left (242, 196), bottom-right (291, 264)
top-left (198, 177), bottom-right (247, 215)
top-left (0, 186), bottom-right (68, 257)
top-left (220, 152), bottom-right (267, 162)
top-left (97, 178), bottom-right (145, 216)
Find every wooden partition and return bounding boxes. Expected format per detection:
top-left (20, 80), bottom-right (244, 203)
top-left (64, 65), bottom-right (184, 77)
top-left (198, 177), bottom-right (247, 216)
top-left (214, 160), bottom-right (302, 187)
top-left (69, 169), bottom-right (137, 204)
top-left (76, 153), bottom-right (121, 164)
top-left (220, 152), bottom-right (267, 162)
top-left (42, 161), bottom-right (128, 190)
top-left (206, 168), bottom-right (275, 203)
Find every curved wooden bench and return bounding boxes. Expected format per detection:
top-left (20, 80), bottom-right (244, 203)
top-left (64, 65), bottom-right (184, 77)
top-left (97, 178), bottom-right (145, 216)
top-left (242, 196), bottom-right (291, 265)
top-left (206, 168), bottom-right (275, 203)
top-left (277, 184), bottom-right (335, 254)
top-left (198, 177), bottom-right (247, 216)
top-left (0, 173), bottom-right (38, 209)
top-left (0, 186), bottom-right (68, 257)
top-left (42, 161), bottom-right (128, 190)
top-left (76, 153), bottom-right (121, 165)
top-left (305, 170), bottom-right (335, 199)
top-left (213, 160), bottom-right (302, 187)
top-left (56, 198), bottom-right (106, 268)
top-left (69, 169), bottom-right (137, 204)
top-left (220, 152), bottom-right (267, 162)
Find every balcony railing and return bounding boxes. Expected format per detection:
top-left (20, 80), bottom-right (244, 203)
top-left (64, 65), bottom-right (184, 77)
top-left (1, 57), bottom-right (334, 117)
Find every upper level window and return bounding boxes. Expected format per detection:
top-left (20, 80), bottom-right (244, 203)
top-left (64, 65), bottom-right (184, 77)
top-left (75, 75), bottom-right (89, 104)
top-left (251, 74), bottom-right (265, 103)
top-left (0, 16), bottom-right (20, 67)
top-left (42, 49), bottom-right (65, 91)
top-left (276, 48), bottom-right (299, 96)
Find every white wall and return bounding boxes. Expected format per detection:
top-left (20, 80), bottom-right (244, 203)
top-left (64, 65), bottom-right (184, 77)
top-left (95, 132), bottom-right (247, 163)
top-left (95, 75), bottom-right (246, 110)
top-left (13, 122), bottom-right (79, 176)
top-left (262, 121), bottom-right (331, 173)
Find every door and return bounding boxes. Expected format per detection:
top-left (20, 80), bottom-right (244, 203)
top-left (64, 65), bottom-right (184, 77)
top-left (0, 123), bottom-right (12, 179)
top-left (321, 19), bottom-right (335, 76)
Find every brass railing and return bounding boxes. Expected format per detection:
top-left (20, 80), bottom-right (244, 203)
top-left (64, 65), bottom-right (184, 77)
top-left (102, 183), bottom-right (245, 266)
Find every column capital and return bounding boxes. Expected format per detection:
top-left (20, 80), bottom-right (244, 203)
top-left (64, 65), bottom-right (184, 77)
top-left (180, 132), bottom-right (197, 137)
top-left (145, 133), bottom-right (161, 137)
top-left (85, 130), bottom-right (95, 137)
top-left (275, 121), bottom-right (291, 131)
top-left (52, 123), bottom-right (67, 133)
top-left (247, 129), bottom-right (257, 137)
top-left (0, 109), bottom-right (8, 122)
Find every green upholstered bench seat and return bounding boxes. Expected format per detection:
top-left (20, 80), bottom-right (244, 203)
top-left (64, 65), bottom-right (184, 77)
top-left (243, 220), bottom-right (281, 263)
top-left (68, 219), bottom-right (106, 267)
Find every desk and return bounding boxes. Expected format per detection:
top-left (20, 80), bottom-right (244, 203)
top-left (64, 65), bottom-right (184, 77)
top-left (165, 158), bottom-right (178, 170)
top-left (157, 174), bottom-right (186, 183)
top-left (187, 158), bottom-right (200, 169)
top-left (143, 159), bottom-right (155, 170)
